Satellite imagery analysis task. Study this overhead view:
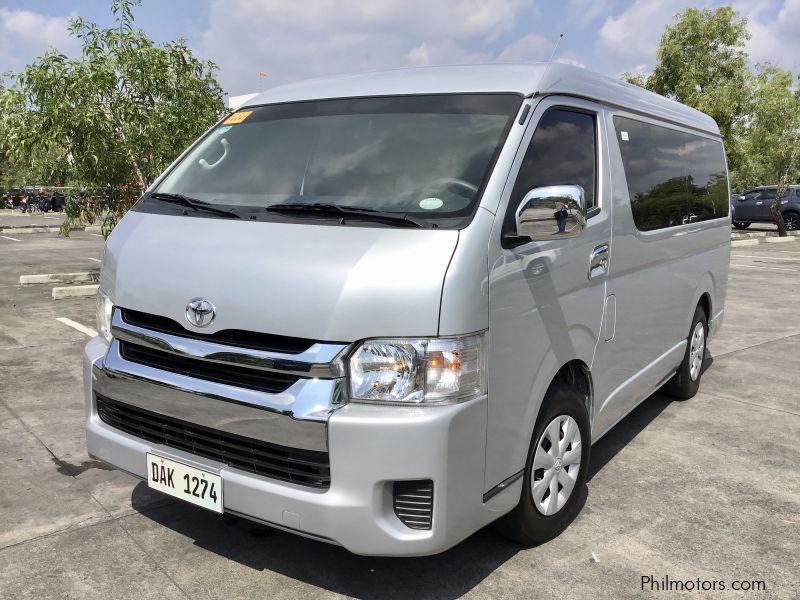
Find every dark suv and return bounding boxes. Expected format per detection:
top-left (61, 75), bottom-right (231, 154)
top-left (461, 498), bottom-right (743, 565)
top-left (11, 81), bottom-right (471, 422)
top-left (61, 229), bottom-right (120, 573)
top-left (732, 185), bottom-right (800, 230)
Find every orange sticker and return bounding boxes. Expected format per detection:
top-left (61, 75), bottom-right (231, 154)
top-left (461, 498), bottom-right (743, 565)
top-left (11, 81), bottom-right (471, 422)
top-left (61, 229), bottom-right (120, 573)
top-left (223, 111), bottom-right (252, 124)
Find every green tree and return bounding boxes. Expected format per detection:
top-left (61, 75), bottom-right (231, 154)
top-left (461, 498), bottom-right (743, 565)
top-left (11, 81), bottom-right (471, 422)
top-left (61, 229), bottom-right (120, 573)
top-left (642, 7), bottom-right (751, 144)
top-left (624, 6), bottom-right (800, 235)
top-left (0, 0), bottom-right (226, 235)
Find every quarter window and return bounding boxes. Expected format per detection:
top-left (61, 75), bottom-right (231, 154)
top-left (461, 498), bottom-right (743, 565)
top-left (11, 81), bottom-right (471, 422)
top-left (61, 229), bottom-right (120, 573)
top-left (614, 116), bottom-right (728, 231)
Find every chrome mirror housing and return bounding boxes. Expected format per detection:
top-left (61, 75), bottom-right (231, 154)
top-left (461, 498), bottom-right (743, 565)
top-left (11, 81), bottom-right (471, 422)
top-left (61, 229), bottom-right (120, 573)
top-left (513, 185), bottom-right (587, 241)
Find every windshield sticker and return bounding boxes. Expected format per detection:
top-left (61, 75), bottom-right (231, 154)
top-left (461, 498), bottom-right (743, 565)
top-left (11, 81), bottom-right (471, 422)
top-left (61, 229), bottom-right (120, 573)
top-left (621, 131), bottom-right (629, 141)
top-left (216, 125), bottom-right (232, 135)
top-left (419, 197), bottom-right (444, 210)
top-left (223, 111), bottom-right (253, 125)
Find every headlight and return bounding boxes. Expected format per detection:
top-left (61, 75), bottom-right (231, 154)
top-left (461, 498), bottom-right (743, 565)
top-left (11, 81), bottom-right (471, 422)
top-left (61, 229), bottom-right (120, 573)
top-left (349, 332), bottom-right (486, 404)
top-left (96, 289), bottom-right (114, 343)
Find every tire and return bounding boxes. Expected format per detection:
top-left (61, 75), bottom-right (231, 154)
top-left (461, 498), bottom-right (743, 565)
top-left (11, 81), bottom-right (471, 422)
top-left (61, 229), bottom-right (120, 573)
top-left (664, 305), bottom-right (707, 400)
top-left (783, 211), bottom-right (800, 231)
top-left (494, 385), bottom-right (590, 545)
top-left (732, 221), bottom-right (751, 230)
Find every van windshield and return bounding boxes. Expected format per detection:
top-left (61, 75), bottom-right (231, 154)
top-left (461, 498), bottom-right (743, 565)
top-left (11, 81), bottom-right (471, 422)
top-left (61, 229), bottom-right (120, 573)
top-left (148, 94), bottom-right (521, 228)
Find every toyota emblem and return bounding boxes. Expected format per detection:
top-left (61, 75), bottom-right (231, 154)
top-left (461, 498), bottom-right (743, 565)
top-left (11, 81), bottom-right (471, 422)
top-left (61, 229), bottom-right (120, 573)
top-left (185, 298), bottom-right (216, 328)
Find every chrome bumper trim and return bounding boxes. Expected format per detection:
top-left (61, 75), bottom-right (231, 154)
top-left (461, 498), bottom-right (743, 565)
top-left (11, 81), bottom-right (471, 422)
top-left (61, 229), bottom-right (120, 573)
top-left (96, 341), bottom-right (343, 452)
top-left (110, 309), bottom-right (350, 378)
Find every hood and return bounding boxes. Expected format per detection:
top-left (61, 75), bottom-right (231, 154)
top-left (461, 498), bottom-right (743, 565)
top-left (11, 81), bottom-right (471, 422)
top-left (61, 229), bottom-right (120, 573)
top-left (101, 212), bottom-right (458, 342)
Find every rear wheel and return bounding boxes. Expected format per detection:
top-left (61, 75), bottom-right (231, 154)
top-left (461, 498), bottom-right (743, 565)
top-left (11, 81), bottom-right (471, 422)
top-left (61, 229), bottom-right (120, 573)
top-left (494, 385), bottom-right (590, 545)
top-left (664, 305), bottom-right (707, 400)
top-left (783, 211), bottom-right (799, 231)
top-left (732, 221), bottom-right (751, 230)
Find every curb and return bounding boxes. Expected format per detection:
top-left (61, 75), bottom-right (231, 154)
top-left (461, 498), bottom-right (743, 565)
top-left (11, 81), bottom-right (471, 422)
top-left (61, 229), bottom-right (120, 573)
top-left (763, 236), bottom-right (797, 244)
top-left (0, 225), bottom-right (102, 234)
top-left (52, 284), bottom-right (99, 300)
top-left (20, 271), bottom-right (99, 286)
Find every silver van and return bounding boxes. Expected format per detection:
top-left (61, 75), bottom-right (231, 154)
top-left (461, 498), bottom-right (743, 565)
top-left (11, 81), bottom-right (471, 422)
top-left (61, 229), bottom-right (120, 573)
top-left (85, 63), bottom-right (730, 556)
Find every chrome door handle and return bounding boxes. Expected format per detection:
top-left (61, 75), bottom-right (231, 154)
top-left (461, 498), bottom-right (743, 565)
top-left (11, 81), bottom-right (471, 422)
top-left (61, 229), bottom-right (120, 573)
top-left (589, 244), bottom-right (610, 279)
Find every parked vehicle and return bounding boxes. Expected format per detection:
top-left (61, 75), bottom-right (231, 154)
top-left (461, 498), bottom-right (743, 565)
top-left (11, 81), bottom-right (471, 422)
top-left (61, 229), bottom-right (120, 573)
top-left (84, 63), bottom-right (730, 556)
top-left (731, 185), bottom-right (800, 230)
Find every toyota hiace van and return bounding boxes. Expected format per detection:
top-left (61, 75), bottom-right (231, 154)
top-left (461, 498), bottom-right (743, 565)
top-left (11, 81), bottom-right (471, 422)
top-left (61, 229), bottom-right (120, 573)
top-left (85, 63), bottom-right (730, 556)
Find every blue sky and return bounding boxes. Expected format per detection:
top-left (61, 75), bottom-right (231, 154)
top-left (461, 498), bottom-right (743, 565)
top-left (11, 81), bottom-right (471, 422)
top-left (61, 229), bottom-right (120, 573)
top-left (1, 1), bottom-right (798, 97)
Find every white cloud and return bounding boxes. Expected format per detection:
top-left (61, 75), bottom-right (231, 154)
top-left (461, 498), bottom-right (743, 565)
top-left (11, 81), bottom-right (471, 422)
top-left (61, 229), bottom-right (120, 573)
top-left (201, 0), bottom-right (545, 95)
top-left (598, 1), bottom-right (800, 77)
top-left (739, 0), bottom-right (800, 71)
top-left (0, 8), bottom-right (79, 78)
top-left (554, 57), bottom-right (586, 68)
top-left (597, 0), bottom-right (697, 73)
top-left (497, 33), bottom-right (550, 62)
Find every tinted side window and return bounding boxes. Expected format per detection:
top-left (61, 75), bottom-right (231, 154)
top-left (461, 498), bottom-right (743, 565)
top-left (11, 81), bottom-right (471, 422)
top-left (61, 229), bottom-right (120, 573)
top-left (760, 189), bottom-right (777, 201)
top-left (614, 116), bottom-right (728, 231)
top-left (684, 137), bottom-right (729, 223)
top-left (510, 108), bottom-right (597, 221)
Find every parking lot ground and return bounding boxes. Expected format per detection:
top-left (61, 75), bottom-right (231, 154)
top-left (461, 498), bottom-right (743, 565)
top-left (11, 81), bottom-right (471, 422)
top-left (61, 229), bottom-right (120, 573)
top-left (0, 233), bottom-right (798, 600)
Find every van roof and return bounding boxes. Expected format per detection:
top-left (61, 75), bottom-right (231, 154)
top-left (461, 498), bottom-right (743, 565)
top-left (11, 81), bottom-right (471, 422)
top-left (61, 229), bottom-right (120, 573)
top-left (243, 63), bottom-right (720, 136)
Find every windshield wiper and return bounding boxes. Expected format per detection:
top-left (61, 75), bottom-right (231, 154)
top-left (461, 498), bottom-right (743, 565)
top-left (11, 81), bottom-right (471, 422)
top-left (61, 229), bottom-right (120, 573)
top-left (149, 192), bottom-right (240, 219)
top-left (265, 203), bottom-right (426, 228)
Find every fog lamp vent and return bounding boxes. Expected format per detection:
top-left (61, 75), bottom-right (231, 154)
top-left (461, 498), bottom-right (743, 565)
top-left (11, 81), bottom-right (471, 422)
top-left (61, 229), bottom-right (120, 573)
top-left (393, 480), bottom-right (433, 530)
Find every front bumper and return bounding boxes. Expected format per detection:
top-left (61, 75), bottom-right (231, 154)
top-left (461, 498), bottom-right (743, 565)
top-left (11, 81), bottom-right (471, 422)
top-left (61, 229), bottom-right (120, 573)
top-left (84, 337), bottom-right (516, 556)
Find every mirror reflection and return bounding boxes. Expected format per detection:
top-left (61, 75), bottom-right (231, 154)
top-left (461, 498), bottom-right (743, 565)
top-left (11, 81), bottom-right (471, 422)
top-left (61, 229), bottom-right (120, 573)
top-left (516, 185), bottom-right (586, 240)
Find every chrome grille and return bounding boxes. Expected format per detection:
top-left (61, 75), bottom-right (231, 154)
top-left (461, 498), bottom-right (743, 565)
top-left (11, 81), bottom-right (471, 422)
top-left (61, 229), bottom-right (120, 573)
top-left (118, 340), bottom-right (298, 394)
top-left (393, 480), bottom-right (433, 530)
top-left (120, 307), bottom-right (317, 354)
top-left (96, 395), bottom-right (331, 488)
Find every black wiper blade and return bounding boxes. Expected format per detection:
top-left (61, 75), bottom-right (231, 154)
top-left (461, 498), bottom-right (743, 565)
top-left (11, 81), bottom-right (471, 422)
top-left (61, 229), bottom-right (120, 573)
top-left (265, 203), bottom-right (425, 228)
top-left (149, 192), bottom-right (240, 219)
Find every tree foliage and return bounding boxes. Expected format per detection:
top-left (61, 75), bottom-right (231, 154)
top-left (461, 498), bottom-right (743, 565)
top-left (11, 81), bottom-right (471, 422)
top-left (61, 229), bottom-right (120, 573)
top-left (623, 6), bottom-right (800, 197)
top-left (0, 0), bottom-right (226, 235)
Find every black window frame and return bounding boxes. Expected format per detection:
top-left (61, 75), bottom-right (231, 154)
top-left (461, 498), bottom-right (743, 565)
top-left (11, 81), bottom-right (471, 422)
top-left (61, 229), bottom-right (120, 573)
top-left (502, 105), bottom-right (600, 245)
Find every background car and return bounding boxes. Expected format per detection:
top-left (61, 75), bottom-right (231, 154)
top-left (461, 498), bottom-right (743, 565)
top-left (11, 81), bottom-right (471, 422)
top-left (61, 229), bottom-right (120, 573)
top-left (731, 185), bottom-right (800, 230)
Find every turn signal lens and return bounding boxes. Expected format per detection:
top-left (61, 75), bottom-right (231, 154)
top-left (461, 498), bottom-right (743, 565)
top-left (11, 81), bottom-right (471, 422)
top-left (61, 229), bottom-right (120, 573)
top-left (348, 333), bottom-right (486, 404)
top-left (96, 289), bottom-right (114, 343)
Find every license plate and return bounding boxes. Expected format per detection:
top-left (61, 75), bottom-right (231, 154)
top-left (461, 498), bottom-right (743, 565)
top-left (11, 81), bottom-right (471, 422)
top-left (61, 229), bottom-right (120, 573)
top-left (146, 453), bottom-right (223, 513)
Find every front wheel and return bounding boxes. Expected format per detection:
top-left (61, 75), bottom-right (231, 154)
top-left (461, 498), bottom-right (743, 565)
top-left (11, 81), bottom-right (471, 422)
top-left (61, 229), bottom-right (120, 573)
top-left (494, 385), bottom-right (590, 545)
top-left (732, 221), bottom-right (751, 230)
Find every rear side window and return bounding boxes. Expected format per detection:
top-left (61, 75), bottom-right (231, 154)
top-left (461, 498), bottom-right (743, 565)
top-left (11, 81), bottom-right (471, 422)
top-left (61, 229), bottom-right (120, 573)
top-left (614, 116), bottom-right (728, 231)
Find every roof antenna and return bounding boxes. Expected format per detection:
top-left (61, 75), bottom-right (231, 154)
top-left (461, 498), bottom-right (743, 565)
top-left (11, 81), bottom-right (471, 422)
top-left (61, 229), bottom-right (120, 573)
top-left (534, 33), bottom-right (564, 98)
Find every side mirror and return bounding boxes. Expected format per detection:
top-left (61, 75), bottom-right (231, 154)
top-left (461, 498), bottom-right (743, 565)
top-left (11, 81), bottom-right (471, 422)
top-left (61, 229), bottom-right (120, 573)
top-left (736, 195), bottom-right (746, 202)
top-left (510, 185), bottom-right (587, 242)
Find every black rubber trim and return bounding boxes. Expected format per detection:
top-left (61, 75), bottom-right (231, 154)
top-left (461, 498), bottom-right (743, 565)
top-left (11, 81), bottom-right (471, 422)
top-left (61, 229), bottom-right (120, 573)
top-left (482, 469), bottom-right (524, 502)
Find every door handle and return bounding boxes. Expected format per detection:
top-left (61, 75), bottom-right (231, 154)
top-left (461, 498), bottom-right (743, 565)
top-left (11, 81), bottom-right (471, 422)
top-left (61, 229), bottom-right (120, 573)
top-left (589, 244), bottom-right (610, 279)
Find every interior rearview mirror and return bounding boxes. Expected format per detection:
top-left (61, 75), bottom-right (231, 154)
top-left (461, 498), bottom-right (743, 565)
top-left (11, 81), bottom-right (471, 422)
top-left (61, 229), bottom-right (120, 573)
top-left (512, 185), bottom-right (587, 242)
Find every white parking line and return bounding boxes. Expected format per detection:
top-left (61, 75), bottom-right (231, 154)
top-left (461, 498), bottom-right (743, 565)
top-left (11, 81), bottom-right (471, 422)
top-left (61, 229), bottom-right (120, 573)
top-left (55, 317), bottom-right (98, 338)
top-left (88, 233), bottom-right (103, 237)
top-left (731, 264), bottom-right (797, 272)
top-left (87, 257), bottom-right (102, 263)
top-left (0, 235), bottom-right (21, 242)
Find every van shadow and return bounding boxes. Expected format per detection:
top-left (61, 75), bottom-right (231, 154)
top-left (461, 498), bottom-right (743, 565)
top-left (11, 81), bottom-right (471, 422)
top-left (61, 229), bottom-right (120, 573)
top-left (129, 352), bottom-right (714, 599)
top-left (131, 483), bottom-right (520, 599)
top-left (588, 352), bottom-right (714, 481)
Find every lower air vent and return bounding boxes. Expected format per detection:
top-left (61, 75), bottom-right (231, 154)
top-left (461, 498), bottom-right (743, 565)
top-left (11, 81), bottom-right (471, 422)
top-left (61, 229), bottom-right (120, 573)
top-left (393, 480), bottom-right (433, 530)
